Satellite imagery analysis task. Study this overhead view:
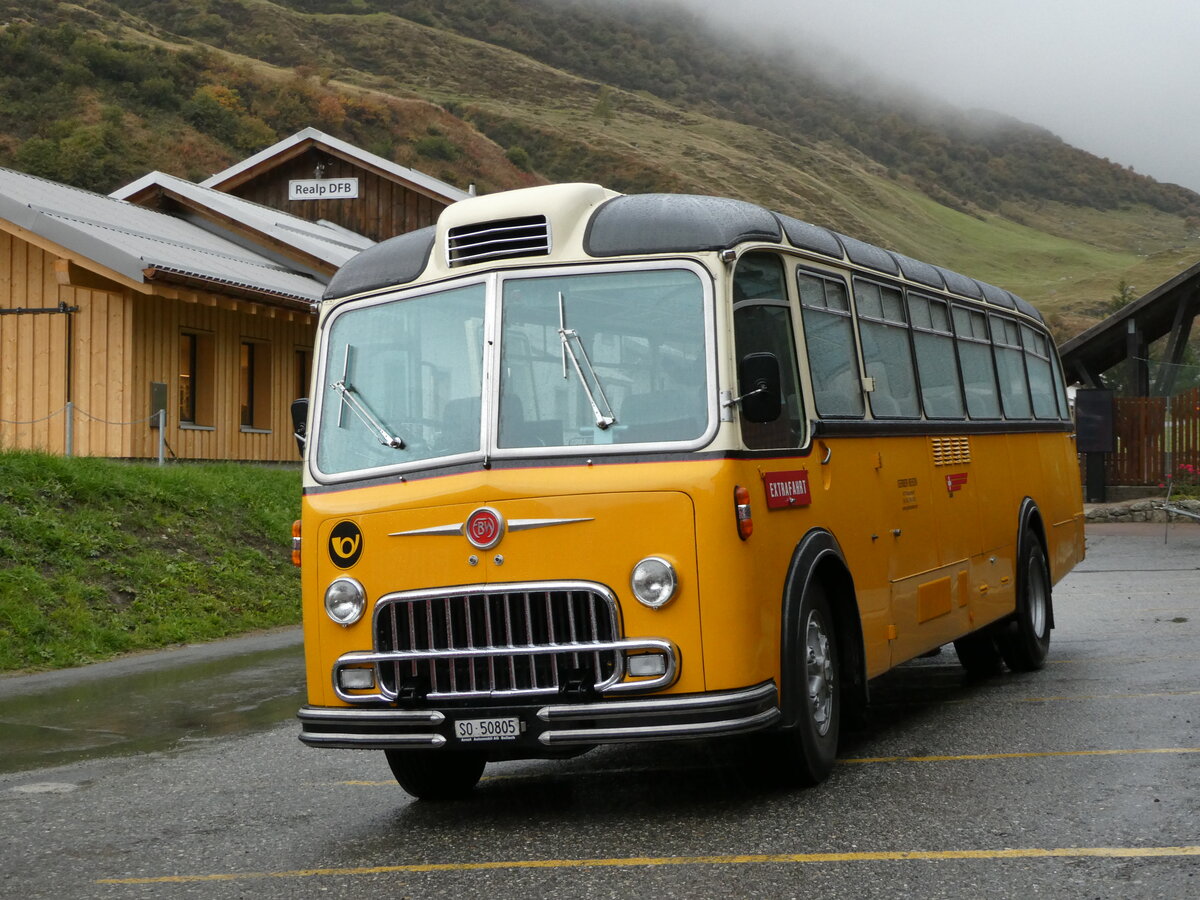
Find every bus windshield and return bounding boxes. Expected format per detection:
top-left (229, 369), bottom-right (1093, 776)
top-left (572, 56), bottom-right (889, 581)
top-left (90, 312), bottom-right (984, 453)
top-left (315, 282), bottom-right (487, 476)
top-left (498, 267), bottom-right (708, 449)
top-left (313, 266), bottom-right (709, 478)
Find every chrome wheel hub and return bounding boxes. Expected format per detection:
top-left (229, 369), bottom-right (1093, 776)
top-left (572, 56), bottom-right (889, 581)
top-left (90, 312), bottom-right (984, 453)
top-left (805, 612), bottom-right (834, 736)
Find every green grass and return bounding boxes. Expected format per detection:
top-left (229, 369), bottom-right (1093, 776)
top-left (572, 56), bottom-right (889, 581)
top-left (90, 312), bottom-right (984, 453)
top-left (0, 450), bottom-right (301, 673)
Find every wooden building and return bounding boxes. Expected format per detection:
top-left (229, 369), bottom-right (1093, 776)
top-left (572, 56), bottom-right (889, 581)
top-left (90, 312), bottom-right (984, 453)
top-left (191, 127), bottom-right (470, 242)
top-left (0, 166), bottom-right (352, 462)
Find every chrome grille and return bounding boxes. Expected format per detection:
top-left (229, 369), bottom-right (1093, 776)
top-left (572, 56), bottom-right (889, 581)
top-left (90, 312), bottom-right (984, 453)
top-left (446, 215), bottom-right (550, 266)
top-left (374, 583), bottom-right (620, 700)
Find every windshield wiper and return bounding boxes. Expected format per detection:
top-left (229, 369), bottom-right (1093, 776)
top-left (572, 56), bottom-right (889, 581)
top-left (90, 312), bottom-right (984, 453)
top-left (329, 379), bottom-right (406, 450)
top-left (558, 292), bottom-right (616, 429)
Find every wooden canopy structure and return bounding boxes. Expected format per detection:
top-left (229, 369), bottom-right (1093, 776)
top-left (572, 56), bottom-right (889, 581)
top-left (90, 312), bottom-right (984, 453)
top-left (1060, 261), bottom-right (1200, 396)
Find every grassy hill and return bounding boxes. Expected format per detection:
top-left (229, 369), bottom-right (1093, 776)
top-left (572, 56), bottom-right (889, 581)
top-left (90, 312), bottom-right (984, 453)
top-left (1, 0), bottom-right (1198, 338)
top-left (0, 452), bottom-right (300, 672)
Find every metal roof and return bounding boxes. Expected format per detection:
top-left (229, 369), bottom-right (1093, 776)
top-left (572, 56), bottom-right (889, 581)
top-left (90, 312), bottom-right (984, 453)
top-left (198, 127), bottom-right (471, 203)
top-left (111, 171), bottom-right (373, 270)
top-left (0, 167), bottom-right (327, 304)
top-left (1059, 260), bottom-right (1200, 388)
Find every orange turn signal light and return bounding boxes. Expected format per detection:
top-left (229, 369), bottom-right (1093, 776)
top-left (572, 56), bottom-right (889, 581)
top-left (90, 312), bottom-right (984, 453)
top-left (291, 519), bottom-right (302, 567)
top-left (734, 485), bottom-right (753, 540)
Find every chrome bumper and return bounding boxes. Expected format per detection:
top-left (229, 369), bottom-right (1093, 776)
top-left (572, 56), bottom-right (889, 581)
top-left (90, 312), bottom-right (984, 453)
top-left (298, 681), bottom-right (780, 752)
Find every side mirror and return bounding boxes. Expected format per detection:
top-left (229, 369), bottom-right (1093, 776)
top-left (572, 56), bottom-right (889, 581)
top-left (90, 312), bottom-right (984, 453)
top-left (737, 352), bottom-right (782, 423)
top-left (290, 398), bottom-right (309, 456)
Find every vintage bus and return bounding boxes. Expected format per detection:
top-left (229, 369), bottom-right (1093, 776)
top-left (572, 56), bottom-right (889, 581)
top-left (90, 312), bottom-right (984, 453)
top-left (294, 183), bottom-right (1085, 799)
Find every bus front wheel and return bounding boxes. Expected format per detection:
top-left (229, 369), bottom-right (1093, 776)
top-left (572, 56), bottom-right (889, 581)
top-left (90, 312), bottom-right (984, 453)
top-left (384, 750), bottom-right (486, 801)
top-left (997, 533), bottom-right (1051, 672)
top-left (771, 581), bottom-right (840, 786)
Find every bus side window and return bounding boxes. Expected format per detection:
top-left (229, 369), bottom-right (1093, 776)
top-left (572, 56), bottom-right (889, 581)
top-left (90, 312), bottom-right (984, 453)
top-left (990, 314), bottom-right (1033, 419)
top-left (797, 270), bottom-right (864, 417)
top-left (733, 254), bottom-right (805, 449)
top-left (854, 278), bottom-right (920, 419)
top-left (908, 293), bottom-right (965, 418)
top-left (1021, 324), bottom-right (1060, 419)
top-left (952, 305), bottom-right (1001, 419)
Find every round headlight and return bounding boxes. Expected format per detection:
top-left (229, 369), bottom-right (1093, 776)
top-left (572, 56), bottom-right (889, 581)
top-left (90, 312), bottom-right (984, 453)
top-left (630, 557), bottom-right (678, 609)
top-left (324, 576), bottom-right (366, 626)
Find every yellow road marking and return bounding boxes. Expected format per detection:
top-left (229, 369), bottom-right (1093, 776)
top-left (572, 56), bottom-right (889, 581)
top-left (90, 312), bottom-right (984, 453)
top-left (839, 747), bottom-right (1200, 764)
top-left (1013, 690), bottom-right (1200, 702)
top-left (97, 846), bottom-right (1200, 884)
top-left (1046, 654), bottom-right (1200, 663)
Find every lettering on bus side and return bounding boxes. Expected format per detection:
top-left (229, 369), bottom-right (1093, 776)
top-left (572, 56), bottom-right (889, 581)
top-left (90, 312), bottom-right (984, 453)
top-left (763, 470), bottom-right (811, 509)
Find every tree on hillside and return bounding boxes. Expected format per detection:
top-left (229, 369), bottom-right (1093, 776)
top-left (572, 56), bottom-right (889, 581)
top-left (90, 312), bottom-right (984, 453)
top-left (1107, 279), bottom-right (1138, 315)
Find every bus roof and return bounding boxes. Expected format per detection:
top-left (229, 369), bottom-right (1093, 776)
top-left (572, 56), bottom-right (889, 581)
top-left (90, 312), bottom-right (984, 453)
top-left (323, 185), bottom-right (1042, 323)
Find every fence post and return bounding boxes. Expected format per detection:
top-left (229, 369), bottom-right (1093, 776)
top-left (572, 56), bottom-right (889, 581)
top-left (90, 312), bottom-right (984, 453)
top-left (158, 408), bottom-right (165, 466)
top-left (65, 401), bottom-right (73, 458)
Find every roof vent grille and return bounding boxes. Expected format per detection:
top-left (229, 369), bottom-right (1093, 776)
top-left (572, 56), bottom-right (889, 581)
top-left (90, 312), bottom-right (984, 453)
top-left (447, 215), bottom-right (550, 266)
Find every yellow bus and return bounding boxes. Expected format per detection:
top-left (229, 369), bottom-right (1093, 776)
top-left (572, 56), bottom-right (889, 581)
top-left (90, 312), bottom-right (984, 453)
top-left (294, 183), bottom-right (1085, 799)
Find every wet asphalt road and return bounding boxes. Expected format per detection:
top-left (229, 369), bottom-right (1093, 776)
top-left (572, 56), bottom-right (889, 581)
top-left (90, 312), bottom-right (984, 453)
top-left (1, 522), bottom-right (1197, 898)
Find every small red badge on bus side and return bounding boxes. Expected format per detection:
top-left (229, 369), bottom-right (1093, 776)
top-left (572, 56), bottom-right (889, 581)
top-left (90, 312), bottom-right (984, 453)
top-left (946, 472), bottom-right (968, 494)
top-left (763, 470), bottom-right (811, 509)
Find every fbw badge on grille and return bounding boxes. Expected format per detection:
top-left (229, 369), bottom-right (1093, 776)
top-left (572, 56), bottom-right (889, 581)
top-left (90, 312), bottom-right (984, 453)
top-left (465, 507), bottom-right (505, 550)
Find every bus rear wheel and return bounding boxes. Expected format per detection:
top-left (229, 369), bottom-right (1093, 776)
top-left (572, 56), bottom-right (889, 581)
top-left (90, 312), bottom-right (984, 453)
top-left (384, 750), bottom-right (486, 801)
top-left (997, 533), bottom-right (1051, 672)
top-left (952, 630), bottom-right (1003, 678)
top-left (770, 582), bottom-right (840, 787)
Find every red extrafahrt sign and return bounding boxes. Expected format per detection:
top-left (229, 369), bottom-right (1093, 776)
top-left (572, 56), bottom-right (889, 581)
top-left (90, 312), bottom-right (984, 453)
top-left (763, 470), bottom-right (811, 509)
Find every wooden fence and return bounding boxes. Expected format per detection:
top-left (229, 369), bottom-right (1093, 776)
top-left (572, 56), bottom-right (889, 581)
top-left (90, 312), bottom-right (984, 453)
top-left (1108, 386), bottom-right (1200, 485)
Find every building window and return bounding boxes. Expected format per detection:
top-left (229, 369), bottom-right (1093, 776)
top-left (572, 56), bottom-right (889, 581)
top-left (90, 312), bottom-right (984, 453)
top-left (180, 331), bottom-right (215, 427)
top-left (180, 333), bottom-right (196, 423)
top-left (240, 340), bottom-right (272, 430)
top-left (294, 348), bottom-right (313, 400)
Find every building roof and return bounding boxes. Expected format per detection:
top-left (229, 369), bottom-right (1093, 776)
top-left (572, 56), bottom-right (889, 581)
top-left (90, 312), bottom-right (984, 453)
top-left (197, 126), bottom-right (472, 204)
top-left (111, 170), bottom-right (374, 274)
top-left (0, 167), bottom-right (328, 306)
top-left (1059, 260), bottom-right (1200, 387)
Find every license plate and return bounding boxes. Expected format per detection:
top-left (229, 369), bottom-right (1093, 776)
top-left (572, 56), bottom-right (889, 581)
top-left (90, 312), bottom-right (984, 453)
top-left (454, 717), bottom-right (520, 742)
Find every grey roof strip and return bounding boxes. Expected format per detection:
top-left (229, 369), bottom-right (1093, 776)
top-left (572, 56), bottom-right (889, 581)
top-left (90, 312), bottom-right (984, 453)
top-left (323, 226), bottom-right (436, 300)
top-left (775, 213), bottom-right (844, 259)
top-left (834, 232), bottom-right (900, 276)
top-left (584, 193), bottom-right (781, 256)
top-left (889, 251), bottom-right (945, 290)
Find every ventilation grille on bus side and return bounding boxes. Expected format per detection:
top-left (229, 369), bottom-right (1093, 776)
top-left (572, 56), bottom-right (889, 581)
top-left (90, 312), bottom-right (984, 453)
top-left (446, 215), bottom-right (551, 266)
top-left (930, 436), bottom-right (972, 466)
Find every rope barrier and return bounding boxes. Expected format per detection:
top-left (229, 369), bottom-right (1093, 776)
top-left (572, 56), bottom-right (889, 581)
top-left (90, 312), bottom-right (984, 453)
top-left (1, 403), bottom-right (171, 465)
top-left (75, 408), bottom-right (162, 427)
top-left (0, 404), bottom-right (160, 428)
top-left (0, 407), bottom-right (64, 425)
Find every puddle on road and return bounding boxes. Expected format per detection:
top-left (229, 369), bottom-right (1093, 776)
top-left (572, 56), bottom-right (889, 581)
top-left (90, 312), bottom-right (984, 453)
top-left (0, 645), bottom-right (305, 775)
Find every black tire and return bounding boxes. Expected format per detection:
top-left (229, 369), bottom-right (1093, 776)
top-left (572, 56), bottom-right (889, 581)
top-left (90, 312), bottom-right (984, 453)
top-left (770, 581), bottom-right (840, 786)
top-left (953, 629), bottom-right (1003, 678)
top-left (997, 532), bottom-right (1052, 672)
top-left (384, 750), bottom-right (486, 801)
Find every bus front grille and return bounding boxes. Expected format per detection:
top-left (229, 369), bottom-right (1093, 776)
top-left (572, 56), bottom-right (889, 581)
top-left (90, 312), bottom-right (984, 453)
top-left (373, 583), bottom-right (621, 700)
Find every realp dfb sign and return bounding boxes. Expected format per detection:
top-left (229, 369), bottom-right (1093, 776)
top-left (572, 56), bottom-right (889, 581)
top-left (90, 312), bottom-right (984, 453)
top-left (288, 178), bottom-right (359, 201)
